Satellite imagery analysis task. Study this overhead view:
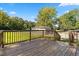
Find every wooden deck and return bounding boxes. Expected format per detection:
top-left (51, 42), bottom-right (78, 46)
top-left (0, 38), bottom-right (78, 56)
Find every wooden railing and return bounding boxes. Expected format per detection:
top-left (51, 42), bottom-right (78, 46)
top-left (0, 30), bottom-right (61, 48)
top-left (0, 30), bottom-right (44, 48)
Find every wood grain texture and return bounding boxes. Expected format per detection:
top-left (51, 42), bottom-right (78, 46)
top-left (0, 38), bottom-right (77, 56)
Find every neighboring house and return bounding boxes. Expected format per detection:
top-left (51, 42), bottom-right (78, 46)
top-left (32, 26), bottom-right (52, 35)
top-left (32, 26), bottom-right (51, 30)
top-left (73, 29), bottom-right (79, 32)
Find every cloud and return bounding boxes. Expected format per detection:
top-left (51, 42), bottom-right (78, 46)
top-left (22, 16), bottom-right (36, 21)
top-left (0, 7), bottom-right (3, 10)
top-left (64, 10), bottom-right (69, 13)
top-left (59, 3), bottom-right (79, 7)
top-left (24, 16), bottom-right (35, 19)
top-left (7, 3), bottom-right (15, 6)
top-left (9, 11), bottom-right (16, 15)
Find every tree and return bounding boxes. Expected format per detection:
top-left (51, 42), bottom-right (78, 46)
top-left (8, 16), bottom-right (25, 30)
top-left (0, 10), bottom-right (35, 30)
top-left (0, 10), bottom-right (9, 30)
top-left (27, 21), bottom-right (35, 29)
top-left (36, 7), bottom-right (56, 28)
top-left (75, 21), bottom-right (79, 29)
top-left (59, 9), bottom-right (79, 30)
top-left (23, 20), bottom-right (29, 29)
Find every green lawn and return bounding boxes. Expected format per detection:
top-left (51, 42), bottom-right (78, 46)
top-left (3, 31), bottom-right (43, 44)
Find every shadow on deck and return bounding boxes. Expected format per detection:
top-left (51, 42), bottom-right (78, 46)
top-left (0, 38), bottom-right (77, 56)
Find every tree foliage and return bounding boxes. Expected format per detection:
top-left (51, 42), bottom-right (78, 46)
top-left (1, 8), bottom-right (79, 30)
top-left (0, 10), bottom-right (35, 30)
top-left (0, 10), bottom-right (9, 29)
top-left (36, 7), bottom-right (56, 28)
top-left (59, 9), bottom-right (79, 30)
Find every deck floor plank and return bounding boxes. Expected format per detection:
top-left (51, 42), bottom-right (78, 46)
top-left (0, 39), bottom-right (77, 56)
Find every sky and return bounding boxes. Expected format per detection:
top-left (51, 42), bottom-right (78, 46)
top-left (0, 3), bottom-right (79, 21)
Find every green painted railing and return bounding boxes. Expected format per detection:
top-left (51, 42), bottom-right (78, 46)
top-left (0, 30), bottom-right (61, 48)
top-left (0, 30), bottom-right (44, 48)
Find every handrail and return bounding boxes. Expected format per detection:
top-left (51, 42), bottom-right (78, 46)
top-left (0, 29), bottom-right (61, 48)
top-left (0, 30), bottom-right (44, 48)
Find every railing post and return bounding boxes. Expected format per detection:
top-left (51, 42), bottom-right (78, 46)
top-left (1, 31), bottom-right (4, 48)
top-left (29, 27), bottom-right (31, 41)
top-left (69, 31), bottom-right (74, 46)
top-left (53, 31), bottom-right (55, 40)
top-left (42, 30), bottom-right (44, 38)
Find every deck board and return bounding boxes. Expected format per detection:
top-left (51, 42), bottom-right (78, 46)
top-left (0, 38), bottom-right (77, 56)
